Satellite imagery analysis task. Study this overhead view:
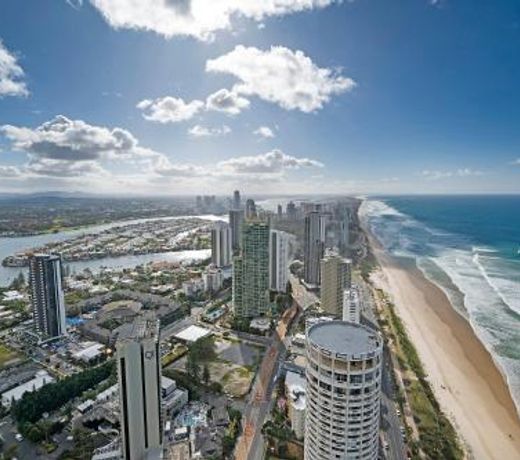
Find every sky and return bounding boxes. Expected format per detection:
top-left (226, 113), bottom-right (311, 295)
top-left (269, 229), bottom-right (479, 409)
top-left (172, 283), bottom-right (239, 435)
top-left (0, 0), bottom-right (519, 196)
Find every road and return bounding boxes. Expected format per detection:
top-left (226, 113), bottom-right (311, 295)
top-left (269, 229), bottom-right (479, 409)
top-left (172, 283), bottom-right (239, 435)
top-left (289, 275), bottom-right (318, 310)
top-left (357, 275), bottom-right (407, 460)
top-left (380, 348), bottom-right (408, 460)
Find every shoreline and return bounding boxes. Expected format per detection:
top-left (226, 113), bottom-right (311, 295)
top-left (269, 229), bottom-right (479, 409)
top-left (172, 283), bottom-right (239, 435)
top-left (364, 228), bottom-right (520, 459)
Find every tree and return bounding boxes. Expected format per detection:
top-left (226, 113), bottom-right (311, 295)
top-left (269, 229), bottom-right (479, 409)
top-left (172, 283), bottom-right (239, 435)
top-left (203, 364), bottom-right (210, 386)
top-left (186, 354), bottom-right (200, 380)
top-left (2, 444), bottom-right (18, 460)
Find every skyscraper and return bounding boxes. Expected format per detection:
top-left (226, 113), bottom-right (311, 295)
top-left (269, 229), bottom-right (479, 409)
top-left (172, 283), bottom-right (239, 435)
top-left (320, 252), bottom-right (352, 316)
top-left (211, 221), bottom-right (232, 267)
top-left (29, 254), bottom-right (67, 339)
top-left (303, 210), bottom-right (326, 286)
top-left (245, 198), bottom-right (257, 219)
top-left (229, 209), bottom-right (245, 253)
top-left (233, 190), bottom-right (241, 210)
top-left (269, 230), bottom-right (290, 293)
top-left (305, 321), bottom-right (382, 460)
top-left (117, 313), bottom-right (163, 460)
top-left (286, 201), bottom-right (297, 219)
top-left (232, 220), bottom-right (270, 318)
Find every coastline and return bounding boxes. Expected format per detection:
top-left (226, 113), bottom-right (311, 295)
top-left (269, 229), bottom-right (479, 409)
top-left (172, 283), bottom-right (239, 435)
top-left (365, 228), bottom-right (520, 459)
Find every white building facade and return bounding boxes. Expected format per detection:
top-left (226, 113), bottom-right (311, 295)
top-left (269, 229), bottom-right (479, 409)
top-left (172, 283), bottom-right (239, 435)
top-left (305, 321), bottom-right (383, 460)
top-left (211, 221), bottom-right (232, 268)
top-left (269, 230), bottom-right (290, 292)
top-left (343, 287), bottom-right (361, 324)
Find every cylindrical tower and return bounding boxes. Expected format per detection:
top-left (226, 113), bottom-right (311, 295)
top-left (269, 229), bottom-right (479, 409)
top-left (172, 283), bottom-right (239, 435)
top-left (305, 320), bottom-right (383, 460)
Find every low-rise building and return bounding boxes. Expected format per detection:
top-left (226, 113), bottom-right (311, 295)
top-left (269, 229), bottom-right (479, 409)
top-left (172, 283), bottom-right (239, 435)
top-left (1, 370), bottom-right (55, 407)
top-left (285, 371), bottom-right (306, 440)
top-left (162, 376), bottom-right (189, 417)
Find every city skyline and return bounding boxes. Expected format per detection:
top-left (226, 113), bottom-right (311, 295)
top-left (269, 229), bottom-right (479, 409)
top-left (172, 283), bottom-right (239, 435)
top-left (1, 1), bottom-right (520, 196)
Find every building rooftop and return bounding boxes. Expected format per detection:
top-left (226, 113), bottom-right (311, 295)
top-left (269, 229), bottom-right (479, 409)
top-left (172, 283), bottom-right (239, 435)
top-left (174, 325), bottom-right (212, 343)
top-left (307, 320), bottom-right (381, 356)
top-left (117, 312), bottom-right (159, 341)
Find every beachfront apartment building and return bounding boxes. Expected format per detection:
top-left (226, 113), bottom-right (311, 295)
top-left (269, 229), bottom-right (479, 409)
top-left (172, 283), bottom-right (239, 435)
top-left (320, 252), bottom-right (352, 316)
top-left (305, 321), bottom-right (383, 460)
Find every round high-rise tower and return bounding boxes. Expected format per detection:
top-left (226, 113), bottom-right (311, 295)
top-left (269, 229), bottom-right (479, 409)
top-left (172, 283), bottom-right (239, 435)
top-left (305, 320), bottom-right (383, 460)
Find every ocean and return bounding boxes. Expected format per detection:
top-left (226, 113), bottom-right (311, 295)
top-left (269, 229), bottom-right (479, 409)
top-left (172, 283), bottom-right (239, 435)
top-left (359, 195), bottom-right (520, 415)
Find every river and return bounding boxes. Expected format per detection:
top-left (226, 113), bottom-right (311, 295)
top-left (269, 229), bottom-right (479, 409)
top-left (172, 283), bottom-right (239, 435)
top-left (0, 214), bottom-right (226, 287)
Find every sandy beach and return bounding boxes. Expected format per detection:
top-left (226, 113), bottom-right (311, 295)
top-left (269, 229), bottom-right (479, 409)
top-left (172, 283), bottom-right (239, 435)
top-left (368, 233), bottom-right (520, 459)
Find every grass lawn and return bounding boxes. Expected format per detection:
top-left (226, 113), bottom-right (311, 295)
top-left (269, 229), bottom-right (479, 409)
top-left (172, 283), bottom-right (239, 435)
top-left (0, 343), bottom-right (20, 369)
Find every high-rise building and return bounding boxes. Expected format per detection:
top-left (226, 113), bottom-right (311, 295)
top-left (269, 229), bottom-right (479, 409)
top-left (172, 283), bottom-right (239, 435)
top-left (286, 201), bottom-right (297, 219)
top-left (211, 221), bottom-right (232, 268)
top-left (343, 287), bottom-right (361, 323)
top-left (269, 230), bottom-right (290, 293)
top-left (320, 253), bottom-right (352, 316)
top-left (232, 220), bottom-right (270, 318)
top-left (117, 313), bottom-right (163, 460)
top-left (305, 321), bottom-right (382, 460)
top-left (277, 204), bottom-right (283, 218)
top-left (233, 190), bottom-right (241, 210)
top-left (29, 254), bottom-right (67, 339)
top-left (245, 198), bottom-right (257, 219)
top-left (229, 209), bottom-right (245, 253)
top-left (303, 211), bottom-right (326, 286)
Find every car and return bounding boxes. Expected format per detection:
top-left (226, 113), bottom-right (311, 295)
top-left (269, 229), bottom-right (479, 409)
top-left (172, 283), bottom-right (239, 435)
top-left (15, 433), bottom-right (23, 442)
top-left (396, 408), bottom-right (401, 416)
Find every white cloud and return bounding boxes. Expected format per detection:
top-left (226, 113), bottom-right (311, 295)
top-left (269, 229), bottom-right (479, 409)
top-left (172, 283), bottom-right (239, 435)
top-left (206, 88), bottom-right (250, 115)
top-left (88, 0), bottom-right (339, 41)
top-left (254, 126), bottom-right (275, 138)
top-left (188, 124), bottom-right (231, 138)
top-left (206, 45), bottom-right (355, 112)
top-left (0, 165), bottom-right (22, 177)
top-left (1, 115), bottom-right (154, 161)
top-left (420, 168), bottom-right (483, 180)
top-left (26, 158), bottom-right (108, 177)
top-left (1, 115), bottom-right (160, 177)
top-left (153, 156), bottom-right (206, 177)
top-left (217, 149), bottom-right (323, 176)
top-left (0, 40), bottom-right (29, 98)
top-left (511, 158), bottom-right (520, 165)
top-left (137, 96), bottom-right (204, 123)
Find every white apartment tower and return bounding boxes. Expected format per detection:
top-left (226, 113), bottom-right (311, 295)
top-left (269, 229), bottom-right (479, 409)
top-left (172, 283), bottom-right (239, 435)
top-left (29, 254), bottom-right (67, 339)
top-left (211, 221), bottom-right (232, 267)
top-left (305, 321), bottom-right (383, 460)
top-left (343, 287), bottom-right (361, 324)
top-left (269, 230), bottom-right (290, 292)
top-left (320, 253), bottom-right (352, 316)
top-left (117, 313), bottom-right (163, 460)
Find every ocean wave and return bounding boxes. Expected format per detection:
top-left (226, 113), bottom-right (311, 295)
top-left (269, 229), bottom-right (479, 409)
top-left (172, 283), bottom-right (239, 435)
top-left (360, 198), bottom-right (520, 414)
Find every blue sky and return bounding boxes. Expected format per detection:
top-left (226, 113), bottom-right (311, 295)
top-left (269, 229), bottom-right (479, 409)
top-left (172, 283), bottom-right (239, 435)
top-left (0, 0), bottom-right (519, 195)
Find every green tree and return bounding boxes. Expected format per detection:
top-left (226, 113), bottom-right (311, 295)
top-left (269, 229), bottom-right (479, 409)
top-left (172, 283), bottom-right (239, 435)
top-left (202, 364), bottom-right (210, 385)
